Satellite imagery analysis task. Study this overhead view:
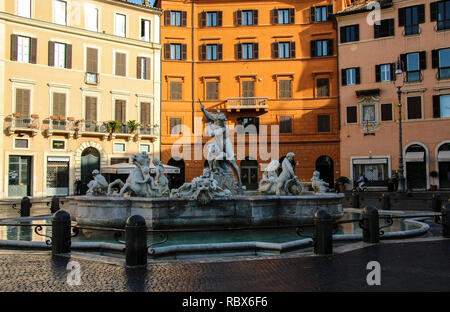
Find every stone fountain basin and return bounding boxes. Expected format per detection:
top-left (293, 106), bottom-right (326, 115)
top-left (67, 194), bottom-right (344, 229)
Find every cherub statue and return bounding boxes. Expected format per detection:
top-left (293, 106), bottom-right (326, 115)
top-left (152, 158), bottom-right (169, 197)
top-left (87, 169), bottom-right (108, 196)
top-left (311, 170), bottom-right (330, 193)
top-left (258, 160), bottom-right (280, 194)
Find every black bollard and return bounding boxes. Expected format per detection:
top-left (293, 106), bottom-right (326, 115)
top-left (50, 196), bottom-right (60, 213)
top-left (313, 209), bottom-right (333, 255)
top-left (443, 203), bottom-right (450, 239)
top-left (352, 191), bottom-right (360, 208)
top-left (432, 193), bottom-right (442, 223)
top-left (20, 197), bottom-right (32, 217)
top-left (52, 210), bottom-right (71, 254)
top-left (381, 193), bottom-right (391, 211)
top-left (125, 215), bottom-right (148, 267)
top-left (362, 206), bottom-right (380, 243)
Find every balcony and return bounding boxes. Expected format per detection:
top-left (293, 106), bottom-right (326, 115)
top-left (136, 125), bottom-right (159, 141)
top-left (75, 120), bottom-right (108, 140)
top-left (7, 114), bottom-right (40, 136)
top-left (226, 97), bottom-right (269, 111)
top-left (45, 116), bottom-right (75, 137)
top-left (110, 124), bottom-right (134, 141)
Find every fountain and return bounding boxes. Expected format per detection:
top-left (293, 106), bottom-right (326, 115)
top-left (68, 105), bottom-right (344, 229)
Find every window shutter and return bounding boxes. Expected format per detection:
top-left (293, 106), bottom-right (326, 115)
top-left (30, 37), bottom-right (37, 64)
top-left (375, 65), bottom-right (381, 82)
top-left (200, 45), bottom-right (206, 61)
top-left (398, 8), bottom-right (405, 27)
top-left (400, 54), bottom-right (407, 72)
top-left (289, 42), bottom-right (296, 58)
top-left (145, 57), bottom-right (151, 80)
top-left (236, 44), bottom-right (242, 60)
top-left (418, 4), bottom-right (425, 24)
top-left (433, 95), bottom-right (441, 118)
top-left (141, 102), bottom-right (151, 125)
top-left (355, 25), bottom-right (360, 41)
top-left (115, 100), bottom-right (126, 123)
top-left (65, 44), bottom-right (72, 69)
top-left (236, 10), bottom-right (242, 26)
top-left (11, 34), bottom-right (18, 61)
top-left (389, 19), bottom-right (395, 36)
top-left (340, 27), bottom-right (346, 42)
top-left (327, 39), bottom-right (333, 56)
top-left (430, 2), bottom-right (438, 22)
top-left (327, 5), bottom-right (333, 19)
top-left (310, 40), bottom-right (317, 57)
top-left (181, 44), bottom-right (187, 60)
top-left (272, 42), bottom-right (279, 58)
top-left (346, 107), bottom-right (357, 123)
top-left (253, 43), bottom-right (259, 59)
top-left (272, 9), bottom-right (278, 24)
top-left (53, 93), bottom-right (66, 117)
top-left (164, 10), bottom-right (171, 25)
top-left (381, 103), bottom-right (392, 121)
top-left (48, 41), bottom-right (55, 66)
top-left (136, 57), bottom-right (142, 79)
top-left (289, 8), bottom-right (295, 24)
top-left (86, 97), bottom-right (97, 121)
top-left (164, 43), bottom-right (171, 60)
top-left (341, 69), bottom-right (347, 86)
top-left (16, 89), bottom-right (23, 116)
top-left (253, 10), bottom-right (258, 25)
top-left (182, 11), bottom-right (187, 27)
top-left (317, 115), bottom-right (330, 132)
top-left (355, 67), bottom-right (361, 84)
top-left (200, 12), bottom-right (207, 27)
top-left (217, 11), bottom-right (223, 26)
top-left (390, 63), bottom-right (396, 81)
top-left (217, 44), bottom-right (223, 60)
top-left (87, 48), bottom-right (98, 73)
top-left (432, 50), bottom-right (439, 68)
top-left (419, 51), bottom-right (426, 70)
top-left (22, 89), bottom-right (30, 117)
top-left (114, 100), bottom-right (121, 122)
top-left (407, 97), bottom-right (422, 119)
top-left (116, 53), bottom-right (126, 76)
top-left (310, 7), bottom-right (316, 22)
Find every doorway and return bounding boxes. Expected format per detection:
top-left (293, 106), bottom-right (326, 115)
top-left (81, 147), bottom-right (100, 194)
top-left (168, 158), bottom-right (185, 189)
top-left (8, 155), bottom-right (32, 197)
top-left (405, 144), bottom-right (427, 190)
top-left (315, 156), bottom-right (334, 186)
top-left (240, 157), bottom-right (258, 190)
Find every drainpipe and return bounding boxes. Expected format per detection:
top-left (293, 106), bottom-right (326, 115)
top-left (192, 0), bottom-right (196, 133)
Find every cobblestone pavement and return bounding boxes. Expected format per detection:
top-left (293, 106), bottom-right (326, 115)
top-left (0, 239), bottom-right (449, 292)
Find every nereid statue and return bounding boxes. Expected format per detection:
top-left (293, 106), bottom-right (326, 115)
top-left (258, 160), bottom-right (279, 195)
top-left (87, 170), bottom-right (108, 196)
top-left (311, 170), bottom-right (330, 193)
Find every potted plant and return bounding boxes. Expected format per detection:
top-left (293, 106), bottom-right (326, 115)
top-left (13, 113), bottom-right (20, 118)
top-left (430, 170), bottom-right (438, 191)
top-left (127, 120), bottom-right (140, 134)
top-left (50, 115), bottom-right (58, 120)
top-left (107, 120), bottom-right (121, 133)
top-left (336, 176), bottom-right (350, 193)
top-left (31, 114), bottom-right (39, 119)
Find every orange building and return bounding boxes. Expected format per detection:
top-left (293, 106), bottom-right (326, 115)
top-left (156, 0), bottom-right (343, 190)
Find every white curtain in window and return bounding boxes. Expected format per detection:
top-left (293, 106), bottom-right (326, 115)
top-left (54, 43), bottom-right (66, 68)
top-left (85, 4), bottom-right (98, 32)
top-left (115, 14), bottom-right (126, 37)
top-left (17, 36), bottom-right (30, 62)
top-left (54, 0), bottom-right (67, 25)
top-left (18, 0), bottom-right (31, 18)
top-left (142, 20), bottom-right (150, 41)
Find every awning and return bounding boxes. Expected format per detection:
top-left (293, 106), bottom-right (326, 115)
top-left (405, 152), bottom-right (424, 162)
top-left (101, 163), bottom-right (180, 175)
top-left (438, 151), bottom-right (450, 162)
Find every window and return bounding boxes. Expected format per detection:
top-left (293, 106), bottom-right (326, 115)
top-left (18, 0), bottom-right (31, 18)
top-left (49, 41), bottom-right (72, 68)
top-left (137, 57), bottom-right (150, 80)
top-left (170, 118), bottom-right (182, 135)
top-left (54, 0), bottom-right (67, 25)
top-left (11, 35), bottom-right (37, 64)
top-left (273, 42), bottom-right (295, 59)
top-left (310, 5), bottom-right (333, 22)
top-left (242, 43), bottom-right (253, 60)
top-left (399, 5), bottom-right (425, 35)
top-left (139, 144), bottom-right (151, 154)
top-left (279, 116), bottom-right (292, 133)
top-left (86, 47), bottom-right (98, 84)
top-left (431, 0), bottom-right (450, 31)
top-left (206, 82), bottom-right (218, 100)
top-left (200, 44), bottom-right (223, 61)
top-left (236, 10), bottom-right (258, 26)
top-left (54, 43), bottom-right (65, 68)
top-left (317, 115), bottom-right (330, 133)
top-left (15, 89), bottom-right (31, 118)
top-left (381, 103), bottom-right (393, 121)
top-left (401, 52), bottom-right (426, 82)
top-left (347, 106), bottom-right (357, 123)
top-left (374, 19), bottom-right (394, 38)
top-left (17, 36), bottom-right (30, 63)
top-left (113, 143), bottom-right (126, 153)
top-left (85, 5), bottom-right (98, 32)
top-left (115, 13), bottom-right (126, 37)
top-left (241, 81), bottom-right (255, 102)
top-left (317, 78), bottom-right (329, 97)
top-left (273, 8), bottom-right (294, 25)
top-left (433, 94), bottom-right (450, 118)
top-left (278, 9), bottom-right (290, 24)
top-left (115, 52), bottom-right (126, 77)
top-left (85, 96), bottom-right (97, 122)
top-left (201, 11), bottom-right (222, 27)
top-left (342, 68), bottom-right (360, 86)
top-left (141, 19), bottom-right (151, 41)
top-left (311, 39), bottom-right (333, 57)
top-left (111, 157), bottom-right (129, 165)
top-left (14, 138), bottom-right (29, 149)
top-left (407, 96), bottom-right (422, 119)
top-left (362, 104), bottom-right (376, 122)
top-left (207, 44), bottom-right (218, 60)
top-left (164, 10), bottom-right (187, 27)
top-left (432, 48), bottom-right (450, 79)
top-left (140, 102), bottom-right (151, 125)
top-left (236, 117), bottom-right (259, 134)
top-left (170, 81), bottom-right (182, 100)
top-left (340, 25), bottom-right (359, 43)
top-left (376, 63), bottom-right (395, 82)
top-left (114, 100), bottom-right (126, 123)
top-left (279, 80), bottom-right (292, 99)
top-left (236, 43), bottom-right (258, 60)
top-left (52, 93), bottom-right (66, 117)
top-left (165, 43), bottom-right (187, 60)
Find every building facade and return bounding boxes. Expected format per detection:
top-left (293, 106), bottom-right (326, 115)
top-left (157, 0), bottom-right (343, 190)
top-left (0, 0), bottom-right (162, 198)
top-left (337, 0), bottom-right (450, 190)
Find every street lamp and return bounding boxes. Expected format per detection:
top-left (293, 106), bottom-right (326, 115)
top-left (394, 57), bottom-right (406, 192)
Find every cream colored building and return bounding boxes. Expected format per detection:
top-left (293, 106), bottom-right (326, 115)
top-left (0, 0), bottom-right (162, 198)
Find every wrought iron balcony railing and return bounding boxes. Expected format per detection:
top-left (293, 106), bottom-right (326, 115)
top-left (226, 97), bottom-right (269, 110)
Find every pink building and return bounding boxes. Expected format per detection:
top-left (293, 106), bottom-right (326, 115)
top-left (336, 0), bottom-right (450, 191)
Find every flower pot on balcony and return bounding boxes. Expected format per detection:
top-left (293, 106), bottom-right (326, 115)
top-left (13, 113), bottom-right (21, 118)
top-left (31, 114), bottom-right (39, 119)
top-left (50, 115), bottom-right (58, 120)
top-left (59, 116), bottom-right (66, 121)
top-left (68, 117), bottom-right (75, 121)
